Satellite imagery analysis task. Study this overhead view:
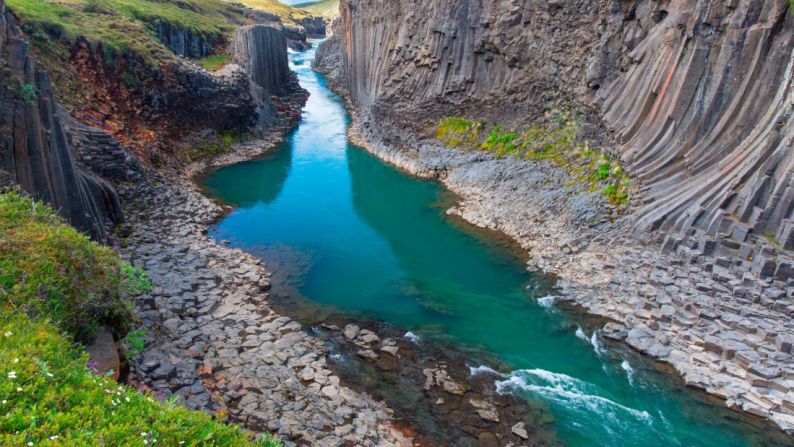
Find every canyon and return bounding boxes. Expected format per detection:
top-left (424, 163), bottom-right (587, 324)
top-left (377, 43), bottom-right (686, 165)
top-left (1, 0), bottom-right (794, 445)
top-left (313, 0), bottom-right (794, 439)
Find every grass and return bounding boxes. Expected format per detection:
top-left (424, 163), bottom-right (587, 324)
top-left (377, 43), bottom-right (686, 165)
top-left (294, 0), bottom-right (339, 17)
top-left (435, 117), bottom-right (482, 148)
top-left (178, 131), bottom-right (245, 164)
top-left (196, 54), bottom-right (231, 71)
top-left (0, 190), bottom-right (280, 446)
top-left (434, 113), bottom-right (634, 208)
top-left (0, 191), bottom-right (134, 341)
top-left (234, 0), bottom-right (315, 21)
top-left (6, 0), bottom-right (311, 66)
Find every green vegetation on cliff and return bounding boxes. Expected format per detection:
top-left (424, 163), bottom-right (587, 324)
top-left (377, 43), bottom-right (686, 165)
top-left (294, 0), bottom-right (339, 17)
top-left (0, 191), bottom-right (279, 446)
top-left (235, 0), bottom-right (316, 21)
top-left (6, 0), bottom-right (311, 64)
top-left (435, 114), bottom-right (633, 207)
top-left (196, 54), bottom-right (232, 71)
top-left (8, 0), bottom-right (235, 62)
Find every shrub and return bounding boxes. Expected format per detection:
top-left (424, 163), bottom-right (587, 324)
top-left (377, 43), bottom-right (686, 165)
top-left (479, 126), bottom-right (518, 154)
top-left (20, 84), bottom-right (37, 103)
top-left (121, 327), bottom-right (147, 358)
top-left (121, 262), bottom-right (152, 296)
top-left (595, 162), bottom-right (611, 180)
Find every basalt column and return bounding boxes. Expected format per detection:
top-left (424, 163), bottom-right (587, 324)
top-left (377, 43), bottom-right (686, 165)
top-left (0, 0), bottom-right (124, 240)
top-left (232, 24), bottom-right (300, 128)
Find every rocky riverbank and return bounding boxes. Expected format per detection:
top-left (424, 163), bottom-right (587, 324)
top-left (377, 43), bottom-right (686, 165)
top-left (115, 159), bottom-right (412, 446)
top-left (344, 115), bottom-right (794, 439)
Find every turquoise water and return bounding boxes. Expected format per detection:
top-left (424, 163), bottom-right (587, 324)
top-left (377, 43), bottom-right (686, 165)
top-left (201, 42), bottom-right (785, 447)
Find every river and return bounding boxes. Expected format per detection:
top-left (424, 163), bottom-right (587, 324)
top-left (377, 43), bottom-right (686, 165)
top-left (199, 41), bottom-right (782, 447)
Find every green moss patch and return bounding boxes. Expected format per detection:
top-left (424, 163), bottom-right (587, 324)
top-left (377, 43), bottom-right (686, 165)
top-left (196, 54), bottom-right (231, 71)
top-left (434, 112), bottom-right (634, 208)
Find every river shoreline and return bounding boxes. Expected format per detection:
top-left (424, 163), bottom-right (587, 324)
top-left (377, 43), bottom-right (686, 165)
top-left (115, 114), bottom-right (414, 445)
top-left (338, 110), bottom-right (794, 440)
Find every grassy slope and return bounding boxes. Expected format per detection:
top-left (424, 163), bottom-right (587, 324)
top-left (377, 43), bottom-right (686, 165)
top-left (235, 0), bottom-right (314, 21)
top-left (0, 191), bottom-right (280, 446)
top-left (293, 0), bottom-right (338, 17)
top-left (6, 0), bottom-right (312, 64)
top-left (7, 0), bottom-right (241, 63)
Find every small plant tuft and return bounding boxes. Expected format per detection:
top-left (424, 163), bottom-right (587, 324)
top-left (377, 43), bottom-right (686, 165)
top-left (121, 262), bottom-right (152, 296)
top-left (595, 162), bottom-right (611, 181)
top-left (20, 84), bottom-right (37, 103)
top-left (122, 327), bottom-right (147, 358)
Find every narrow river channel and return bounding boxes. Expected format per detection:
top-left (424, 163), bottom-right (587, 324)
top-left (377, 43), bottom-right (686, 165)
top-left (200, 41), bottom-right (784, 447)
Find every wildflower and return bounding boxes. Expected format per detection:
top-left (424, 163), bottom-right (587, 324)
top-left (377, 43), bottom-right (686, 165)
top-left (7, 371), bottom-right (16, 379)
top-left (125, 396), bottom-right (131, 403)
top-left (49, 436), bottom-right (59, 440)
top-left (4, 331), bottom-right (12, 337)
top-left (13, 358), bottom-right (18, 363)
top-left (143, 441), bottom-right (148, 445)
top-left (16, 387), bottom-right (22, 392)
top-left (141, 432), bottom-right (148, 437)
top-left (45, 372), bottom-right (53, 378)
top-left (27, 442), bottom-right (32, 446)
top-left (1, 400), bottom-right (6, 404)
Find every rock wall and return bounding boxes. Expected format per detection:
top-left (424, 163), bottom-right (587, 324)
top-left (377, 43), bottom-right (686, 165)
top-left (295, 16), bottom-right (327, 36)
top-left (66, 36), bottom-right (262, 163)
top-left (327, 0), bottom-right (627, 125)
top-left (598, 1), bottom-right (794, 250)
top-left (232, 24), bottom-right (304, 128)
top-left (233, 24), bottom-right (294, 97)
top-left (154, 21), bottom-right (218, 58)
top-left (322, 0), bottom-right (794, 258)
top-left (0, 0), bottom-right (124, 239)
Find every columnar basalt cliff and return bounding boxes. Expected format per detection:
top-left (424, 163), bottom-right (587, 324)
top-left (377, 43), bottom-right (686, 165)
top-left (316, 0), bottom-right (794, 435)
top-left (233, 24), bottom-right (304, 128)
top-left (1, 1), bottom-right (305, 233)
top-left (0, 2), bottom-right (123, 239)
top-left (599, 1), bottom-right (794, 252)
top-left (234, 24), bottom-right (296, 95)
top-left (327, 0), bottom-right (794, 250)
top-left (329, 0), bottom-right (625, 123)
top-left (154, 21), bottom-right (219, 58)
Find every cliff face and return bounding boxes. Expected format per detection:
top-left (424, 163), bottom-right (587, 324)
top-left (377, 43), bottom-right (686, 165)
top-left (66, 37), bottom-right (260, 163)
top-left (0, 0), bottom-right (126, 239)
top-left (329, 0), bottom-right (629, 124)
top-left (232, 24), bottom-right (303, 128)
top-left (233, 24), bottom-right (294, 97)
top-left (323, 0), bottom-right (794, 259)
top-left (598, 1), bottom-right (794, 250)
top-left (154, 21), bottom-right (220, 58)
